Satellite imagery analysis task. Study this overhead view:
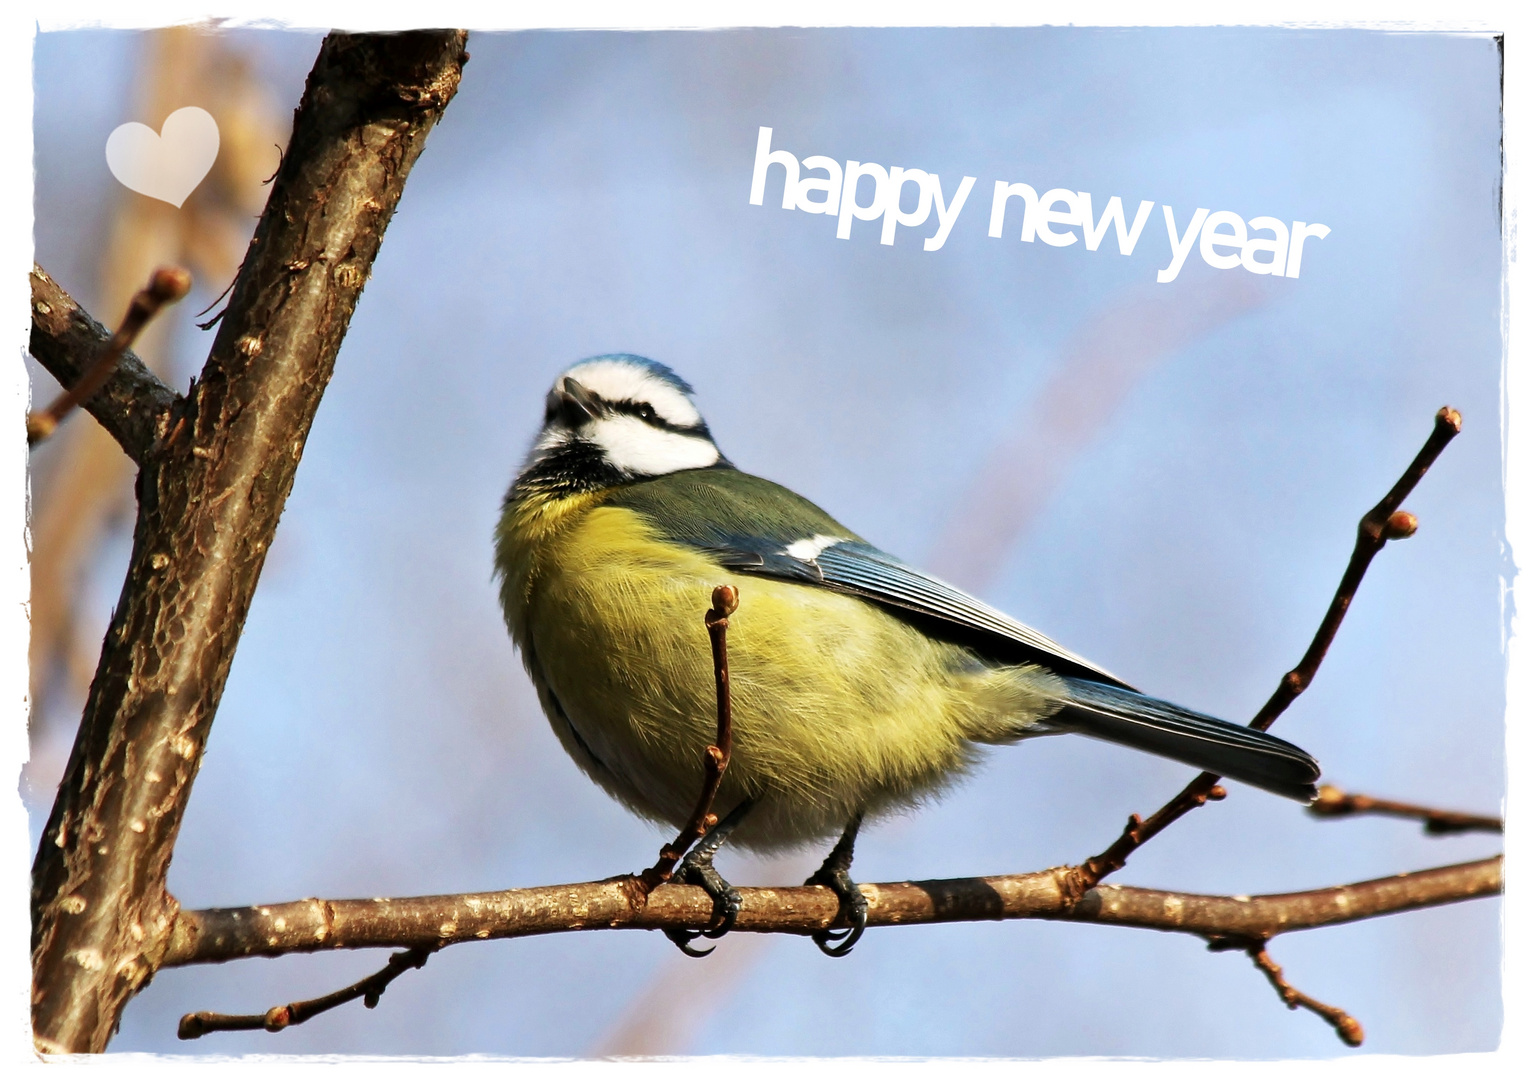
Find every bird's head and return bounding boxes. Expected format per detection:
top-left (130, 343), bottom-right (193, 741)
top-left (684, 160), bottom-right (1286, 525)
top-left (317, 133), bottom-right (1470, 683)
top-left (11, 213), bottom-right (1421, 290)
top-left (517, 354), bottom-right (727, 494)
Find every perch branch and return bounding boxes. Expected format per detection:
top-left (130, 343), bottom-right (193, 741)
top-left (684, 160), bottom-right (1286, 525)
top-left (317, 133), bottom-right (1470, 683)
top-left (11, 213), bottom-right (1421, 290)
top-left (178, 946), bottom-right (437, 1040)
top-left (1066, 407), bottom-right (1463, 896)
top-left (639, 585), bottom-right (740, 893)
top-left (29, 32), bottom-right (469, 1054)
top-left (26, 266), bottom-right (181, 463)
top-left (163, 855), bottom-right (1499, 969)
top-left (1308, 784), bottom-right (1503, 835)
top-left (167, 855), bottom-right (1497, 1043)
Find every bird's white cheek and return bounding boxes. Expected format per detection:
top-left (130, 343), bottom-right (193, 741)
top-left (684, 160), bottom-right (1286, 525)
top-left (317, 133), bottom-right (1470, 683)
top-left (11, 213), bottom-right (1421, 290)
top-left (591, 416), bottom-right (719, 476)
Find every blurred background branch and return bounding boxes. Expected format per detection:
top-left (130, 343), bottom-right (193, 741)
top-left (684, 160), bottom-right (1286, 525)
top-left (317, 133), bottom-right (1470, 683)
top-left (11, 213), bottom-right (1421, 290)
top-left (26, 27), bottom-right (288, 819)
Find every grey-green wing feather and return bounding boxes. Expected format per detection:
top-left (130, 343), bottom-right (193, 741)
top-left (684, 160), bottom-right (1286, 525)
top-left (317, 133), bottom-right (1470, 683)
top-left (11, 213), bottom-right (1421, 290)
top-left (604, 467), bottom-right (1129, 686)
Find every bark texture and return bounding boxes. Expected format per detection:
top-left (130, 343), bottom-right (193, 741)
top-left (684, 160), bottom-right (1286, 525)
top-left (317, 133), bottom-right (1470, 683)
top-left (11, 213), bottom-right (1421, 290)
top-left (29, 31), bottom-right (468, 1053)
top-left (161, 856), bottom-right (1502, 965)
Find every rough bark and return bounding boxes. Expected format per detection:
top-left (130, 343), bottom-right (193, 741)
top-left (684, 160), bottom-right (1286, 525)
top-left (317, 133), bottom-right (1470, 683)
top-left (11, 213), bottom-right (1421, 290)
top-left (29, 31), bottom-right (468, 1053)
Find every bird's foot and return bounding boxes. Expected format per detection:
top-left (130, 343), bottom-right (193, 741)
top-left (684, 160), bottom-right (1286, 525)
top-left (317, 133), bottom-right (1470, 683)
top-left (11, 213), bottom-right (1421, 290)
top-left (805, 862), bottom-right (867, 957)
top-left (665, 844), bottom-right (742, 958)
top-left (805, 815), bottom-right (867, 957)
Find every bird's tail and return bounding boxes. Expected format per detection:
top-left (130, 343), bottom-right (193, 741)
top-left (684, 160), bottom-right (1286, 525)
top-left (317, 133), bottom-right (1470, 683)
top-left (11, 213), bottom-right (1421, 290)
top-left (1049, 676), bottom-right (1321, 802)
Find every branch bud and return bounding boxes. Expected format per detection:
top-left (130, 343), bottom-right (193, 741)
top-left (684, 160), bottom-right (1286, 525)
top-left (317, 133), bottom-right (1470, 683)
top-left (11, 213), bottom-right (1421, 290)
top-left (1383, 511), bottom-right (1417, 540)
top-left (148, 266), bottom-right (193, 304)
top-left (711, 584), bottom-right (739, 617)
top-left (26, 413), bottom-right (57, 444)
top-left (1310, 784), bottom-right (1348, 814)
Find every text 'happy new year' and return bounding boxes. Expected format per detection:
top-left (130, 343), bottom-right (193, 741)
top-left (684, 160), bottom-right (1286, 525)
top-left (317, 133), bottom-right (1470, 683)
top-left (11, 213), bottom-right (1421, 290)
top-left (749, 127), bottom-right (1330, 284)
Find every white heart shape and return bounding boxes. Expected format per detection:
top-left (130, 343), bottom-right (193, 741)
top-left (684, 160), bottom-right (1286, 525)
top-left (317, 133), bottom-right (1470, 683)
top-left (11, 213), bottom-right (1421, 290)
top-left (105, 106), bottom-right (220, 208)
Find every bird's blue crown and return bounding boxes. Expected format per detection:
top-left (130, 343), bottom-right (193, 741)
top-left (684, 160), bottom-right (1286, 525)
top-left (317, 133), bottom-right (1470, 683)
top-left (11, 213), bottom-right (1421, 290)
top-left (576, 353), bottom-right (696, 397)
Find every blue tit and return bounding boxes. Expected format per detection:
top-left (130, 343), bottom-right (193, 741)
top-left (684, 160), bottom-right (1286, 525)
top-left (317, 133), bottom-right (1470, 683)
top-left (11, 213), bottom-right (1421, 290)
top-left (494, 353), bottom-right (1320, 956)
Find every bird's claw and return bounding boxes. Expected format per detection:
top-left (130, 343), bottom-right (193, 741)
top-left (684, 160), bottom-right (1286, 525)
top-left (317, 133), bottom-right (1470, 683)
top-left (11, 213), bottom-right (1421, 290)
top-left (666, 845), bottom-right (742, 958)
top-left (806, 862), bottom-right (868, 958)
top-left (663, 928), bottom-right (718, 957)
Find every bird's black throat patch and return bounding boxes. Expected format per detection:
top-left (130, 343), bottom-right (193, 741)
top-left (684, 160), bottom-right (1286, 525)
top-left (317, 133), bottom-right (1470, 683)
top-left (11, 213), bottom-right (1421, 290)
top-left (508, 438), bottom-right (629, 502)
top-left (508, 433), bottom-right (737, 507)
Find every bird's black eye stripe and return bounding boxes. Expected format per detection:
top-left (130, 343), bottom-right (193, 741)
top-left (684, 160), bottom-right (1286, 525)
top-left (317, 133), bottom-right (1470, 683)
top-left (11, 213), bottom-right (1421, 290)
top-left (607, 398), bottom-right (704, 435)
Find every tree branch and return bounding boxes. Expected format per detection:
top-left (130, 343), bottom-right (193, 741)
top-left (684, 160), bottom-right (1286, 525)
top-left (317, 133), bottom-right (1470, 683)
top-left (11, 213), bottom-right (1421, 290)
top-left (177, 946), bottom-right (437, 1040)
top-left (1065, 407), bottom-right (1463, 896)
top-left (28, 267), bottom-right (190, 447)
top-left (26, 266), bottom-right (181, 464)
top-left (1239, 943), bottom-right (1364, 1047)
top-left (1308, 785), bottom-right (1503, 835)
top-left (29, 31), bottom-right (469, 1054)
top-left (160, 856), bottom-right (1499, 970)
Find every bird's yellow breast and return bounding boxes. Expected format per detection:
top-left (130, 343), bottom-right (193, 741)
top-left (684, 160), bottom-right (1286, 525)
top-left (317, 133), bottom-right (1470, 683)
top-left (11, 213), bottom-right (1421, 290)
top-left (495, 492), bottom-right (1055, 851)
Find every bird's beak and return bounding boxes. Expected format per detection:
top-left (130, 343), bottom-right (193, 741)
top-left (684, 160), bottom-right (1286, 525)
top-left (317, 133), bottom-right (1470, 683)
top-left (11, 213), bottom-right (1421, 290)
top-left (554, 377), bottom-right (600, 426)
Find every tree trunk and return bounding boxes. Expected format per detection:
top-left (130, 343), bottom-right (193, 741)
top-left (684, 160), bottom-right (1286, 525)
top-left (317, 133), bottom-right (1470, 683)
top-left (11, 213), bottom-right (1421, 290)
top-left (29, 31), bottom-right (468, 1053)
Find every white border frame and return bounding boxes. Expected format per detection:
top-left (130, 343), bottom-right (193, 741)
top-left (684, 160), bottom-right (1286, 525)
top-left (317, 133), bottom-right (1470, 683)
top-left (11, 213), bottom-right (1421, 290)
top-left (4, 3), bottom-right (1523, 1073)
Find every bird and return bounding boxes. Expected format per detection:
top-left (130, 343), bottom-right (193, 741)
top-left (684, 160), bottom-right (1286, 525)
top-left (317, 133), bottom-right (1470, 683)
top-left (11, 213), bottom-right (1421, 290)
top-left (494, 353), bottom-right (1321, 957)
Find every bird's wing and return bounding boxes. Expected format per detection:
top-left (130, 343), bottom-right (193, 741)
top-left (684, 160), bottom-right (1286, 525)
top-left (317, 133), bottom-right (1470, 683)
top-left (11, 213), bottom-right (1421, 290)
top-left (605, 468), bottom-right (1132, 688)
top-left (793, 540), bottom-right (1129, 687)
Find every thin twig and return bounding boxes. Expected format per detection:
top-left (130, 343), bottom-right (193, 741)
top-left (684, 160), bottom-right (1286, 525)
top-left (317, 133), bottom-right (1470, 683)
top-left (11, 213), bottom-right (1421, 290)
top-left (194, 272), bottom-right (240, 330)
top-left (1249, 409), bottom-right (1462, 731)
top-left (1240, 943), bottom-right (1364, 1048)
top-left (1065, 407), bottom-right (1463, 897)
top-left (1308, 784), bottom-right (1503, 835)
top-left (638, 585), bottom-right (740, 894)
top-left (177, 945), bottom-right (436, 1040)
top-left (27, 267), bottom-right (190, 446)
